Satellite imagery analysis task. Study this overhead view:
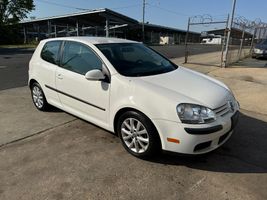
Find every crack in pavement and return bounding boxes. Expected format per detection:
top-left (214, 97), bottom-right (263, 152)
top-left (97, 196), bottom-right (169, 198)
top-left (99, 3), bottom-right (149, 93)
top-left (0, 118), bottom-right (77, 150)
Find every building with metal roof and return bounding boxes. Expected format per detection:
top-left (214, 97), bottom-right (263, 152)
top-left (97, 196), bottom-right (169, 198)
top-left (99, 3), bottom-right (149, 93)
top-left (206, 27), bottom-right (254, 45)
top-left (20, 8), bottom-right (200, 44)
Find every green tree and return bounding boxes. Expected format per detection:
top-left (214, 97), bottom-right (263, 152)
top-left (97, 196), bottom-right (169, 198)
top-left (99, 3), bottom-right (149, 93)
top-left (0, 0), bottom-right (35, 25)
top-left (0, 0), bottom-right (34, 44)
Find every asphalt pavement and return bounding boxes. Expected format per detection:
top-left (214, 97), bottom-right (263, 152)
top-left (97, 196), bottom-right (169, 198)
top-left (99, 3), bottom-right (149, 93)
top-left (0, 86), bottom-right (267, 200)
top-left (232, 57), bottom-right (267, 68)
top-left (0, 48), bottom-right (33, 90)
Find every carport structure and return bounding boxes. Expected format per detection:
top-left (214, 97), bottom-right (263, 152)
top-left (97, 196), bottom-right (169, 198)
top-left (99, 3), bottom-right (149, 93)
top-left (20, 8), bottom-right (138, 43)
top-left (19, 8), bottom-right (200, 44)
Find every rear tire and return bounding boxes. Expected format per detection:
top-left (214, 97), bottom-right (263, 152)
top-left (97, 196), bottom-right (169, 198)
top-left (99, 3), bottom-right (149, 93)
top-left (117, 111), bottom-right (161, 158)
top-left (31, 82), bottom-right (50, 111)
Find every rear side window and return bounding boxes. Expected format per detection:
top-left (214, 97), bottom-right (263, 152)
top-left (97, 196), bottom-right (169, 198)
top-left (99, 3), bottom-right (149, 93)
top-left (61, 41), bottom-right (102, 75)
top-left (41, 41), bottom-right (61, 64)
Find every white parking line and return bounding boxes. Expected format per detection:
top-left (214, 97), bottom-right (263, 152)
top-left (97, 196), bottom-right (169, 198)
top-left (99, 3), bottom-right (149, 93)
top-left (0, 66), bottom-right (7, 69)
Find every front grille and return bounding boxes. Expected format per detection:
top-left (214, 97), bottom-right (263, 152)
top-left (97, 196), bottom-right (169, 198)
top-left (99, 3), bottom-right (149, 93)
top-left (213, 103), bottom-right (230, 117)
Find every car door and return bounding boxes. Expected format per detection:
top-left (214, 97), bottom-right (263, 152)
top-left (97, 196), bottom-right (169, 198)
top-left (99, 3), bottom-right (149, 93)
top-left (55, 41), bottom-right (110, 128)
top-left (39, 40), bottom-right (62, 108)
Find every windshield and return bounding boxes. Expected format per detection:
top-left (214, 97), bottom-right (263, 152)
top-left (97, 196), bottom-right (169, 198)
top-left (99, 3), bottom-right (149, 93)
top-left (260, 40), bottom-right (267, 45)
top-left (96, 43), bottom-right (178, 77)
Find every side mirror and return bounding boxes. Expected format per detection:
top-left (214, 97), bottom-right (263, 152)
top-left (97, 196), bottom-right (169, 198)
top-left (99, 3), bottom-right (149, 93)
top-left (85, 69), bottom-right (105, 81)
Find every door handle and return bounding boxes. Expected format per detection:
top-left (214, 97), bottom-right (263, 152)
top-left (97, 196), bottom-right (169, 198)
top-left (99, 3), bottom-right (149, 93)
top-left (57, 74), bottom-right (63, 80)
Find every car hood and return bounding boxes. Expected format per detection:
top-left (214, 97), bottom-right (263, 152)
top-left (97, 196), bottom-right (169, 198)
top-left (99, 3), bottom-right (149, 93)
top-left (255, 44), bottom-right (267, 50)
top-left (138, 67), bottom-right (231, 109)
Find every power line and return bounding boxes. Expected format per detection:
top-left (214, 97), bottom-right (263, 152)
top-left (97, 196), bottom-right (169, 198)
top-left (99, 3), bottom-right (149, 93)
top-left (110, 4), bottom-right (142, 10)
top-left (36, 0), bottom-right (142, 12)
top-left (147, 3), bottom-right (189, 17)
top-left (36, 0), bottom-right (89, 10)
top-left (148, 3), bottom-right (229, 20)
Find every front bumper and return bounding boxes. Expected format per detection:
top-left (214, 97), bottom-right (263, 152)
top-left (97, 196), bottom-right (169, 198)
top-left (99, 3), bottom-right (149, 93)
top-left (153, 111), bottom-right (239, 154)
top-left (252, 52), bottom-right (267, 58)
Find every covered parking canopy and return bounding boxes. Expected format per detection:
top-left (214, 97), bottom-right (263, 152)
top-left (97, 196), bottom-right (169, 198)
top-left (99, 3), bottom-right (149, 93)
top-left (20, 8), bottom-right (138, 42)
top-left (20, 8), bottom-right (200, 44)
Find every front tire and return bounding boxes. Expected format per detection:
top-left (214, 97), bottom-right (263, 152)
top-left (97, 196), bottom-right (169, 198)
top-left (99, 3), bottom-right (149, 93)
top-left (31, 82), bottom-right (50, 111)
top-left (117, 111), bottom-right (161, 158)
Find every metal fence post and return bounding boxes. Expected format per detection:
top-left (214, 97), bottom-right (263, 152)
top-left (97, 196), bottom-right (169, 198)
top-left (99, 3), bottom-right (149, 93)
top-left (76, 21), bottom-right (79, 36)
top-left (54, 25), bottom-right (57, 37)
top-left (106, 18), bottom-right (109, 37)
top-left (23, 26), bottom-right (27, 44)
top-left (258, 26), bottom-right (262, 41)
top-left (47, 20), bottom-right (51, 38)
top-left (238, 24), bottom-right (245, 61)
top-left (184, 17), bottom-right (190, 63)
top-left (223, 0), bottom-right (237, 67)
top-left (262, 25), bottom-right (267, 39)
top-left (250, 27), bottom-right (257, 53)
top-left (221, 14), bottom-right (230, 67)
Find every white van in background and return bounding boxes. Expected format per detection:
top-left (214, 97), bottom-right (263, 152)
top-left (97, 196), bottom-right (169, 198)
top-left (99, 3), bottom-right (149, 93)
top-left (201, 35), bottom-right (222, 45)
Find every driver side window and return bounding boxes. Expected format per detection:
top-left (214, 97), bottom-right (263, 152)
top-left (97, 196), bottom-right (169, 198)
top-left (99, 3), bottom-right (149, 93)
top-left (61, 41), bottom-right (102, 75)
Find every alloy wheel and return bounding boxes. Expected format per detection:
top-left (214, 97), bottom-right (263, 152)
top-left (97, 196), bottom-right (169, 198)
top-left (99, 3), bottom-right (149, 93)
top-left (32, 86), bottom-right (44, 109)
top-left (121, 118), bottom-right (149, 153)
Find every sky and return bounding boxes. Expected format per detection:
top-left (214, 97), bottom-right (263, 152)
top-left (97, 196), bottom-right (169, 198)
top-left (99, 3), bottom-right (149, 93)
top-left (29, 0), bottom-right (267, 30)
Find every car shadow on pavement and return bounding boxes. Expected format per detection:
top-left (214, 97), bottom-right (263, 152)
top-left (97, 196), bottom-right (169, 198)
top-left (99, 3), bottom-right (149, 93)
top-left (46, 106), bottom-right (63, 113)
top-left (148, 112), bottom-right (267, 174)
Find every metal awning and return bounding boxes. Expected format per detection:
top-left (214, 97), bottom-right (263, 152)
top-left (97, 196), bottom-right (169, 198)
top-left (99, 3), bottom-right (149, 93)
top-left (20, 8), bottom-right (138, 27)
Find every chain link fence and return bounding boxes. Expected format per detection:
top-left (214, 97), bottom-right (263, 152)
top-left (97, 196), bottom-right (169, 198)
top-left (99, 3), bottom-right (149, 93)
top-left (184, 15), bottom-right (266, 67)
top-left (227, 17), bottom-right (261, 65)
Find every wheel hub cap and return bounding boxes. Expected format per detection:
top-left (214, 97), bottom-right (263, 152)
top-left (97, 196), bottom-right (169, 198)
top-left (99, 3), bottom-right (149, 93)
top-left (32, 86), bottom-right (44, 108)
top-left (121, 118), bottom-right (149, 153)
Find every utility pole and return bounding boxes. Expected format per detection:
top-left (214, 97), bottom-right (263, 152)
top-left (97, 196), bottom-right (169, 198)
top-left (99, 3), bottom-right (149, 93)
top-left (223, 0), bottom-right (237, 67)
top-left (142, 0), bottom-right (146, 42)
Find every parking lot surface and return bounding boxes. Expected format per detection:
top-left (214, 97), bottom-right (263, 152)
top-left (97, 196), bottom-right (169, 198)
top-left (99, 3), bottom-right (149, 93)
top-left (232, 57), bottom-right (267, 68)
top-left (0, 86), bottom-right (267, 200)
top-left (0, 48), bottom-right (33, 90)
top-left (0, 47), bottom-right (267, 200)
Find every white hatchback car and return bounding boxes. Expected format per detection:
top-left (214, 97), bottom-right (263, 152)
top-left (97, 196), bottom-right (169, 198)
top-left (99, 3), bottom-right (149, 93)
top-left (29, 37), bottom-right (239, 158)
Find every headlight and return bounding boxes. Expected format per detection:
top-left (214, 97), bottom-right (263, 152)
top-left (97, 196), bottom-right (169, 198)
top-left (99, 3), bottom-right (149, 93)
top-left (254, 48), bottom-right (263, 54)
top-left (177, 103), bottom-right (216, 124)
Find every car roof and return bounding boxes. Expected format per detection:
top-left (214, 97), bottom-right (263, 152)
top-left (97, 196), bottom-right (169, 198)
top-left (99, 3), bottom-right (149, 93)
top-left (41, 36), bottom-right (139, 45)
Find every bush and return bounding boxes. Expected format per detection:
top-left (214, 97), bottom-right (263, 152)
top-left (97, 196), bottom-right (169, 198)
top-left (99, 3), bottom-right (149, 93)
top-left (0, 25), bottom-right (23, 45)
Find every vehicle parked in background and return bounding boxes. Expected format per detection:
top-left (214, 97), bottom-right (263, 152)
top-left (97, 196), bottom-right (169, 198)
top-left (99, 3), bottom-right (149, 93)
top-left (252, 39), bottom-right (267, 58)
top-left (201, 34), bottom-right (222, 45)
top-left (160, 36), bottom-right (174, 45)
top-left (28, 37), bottom-right (239, 158)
